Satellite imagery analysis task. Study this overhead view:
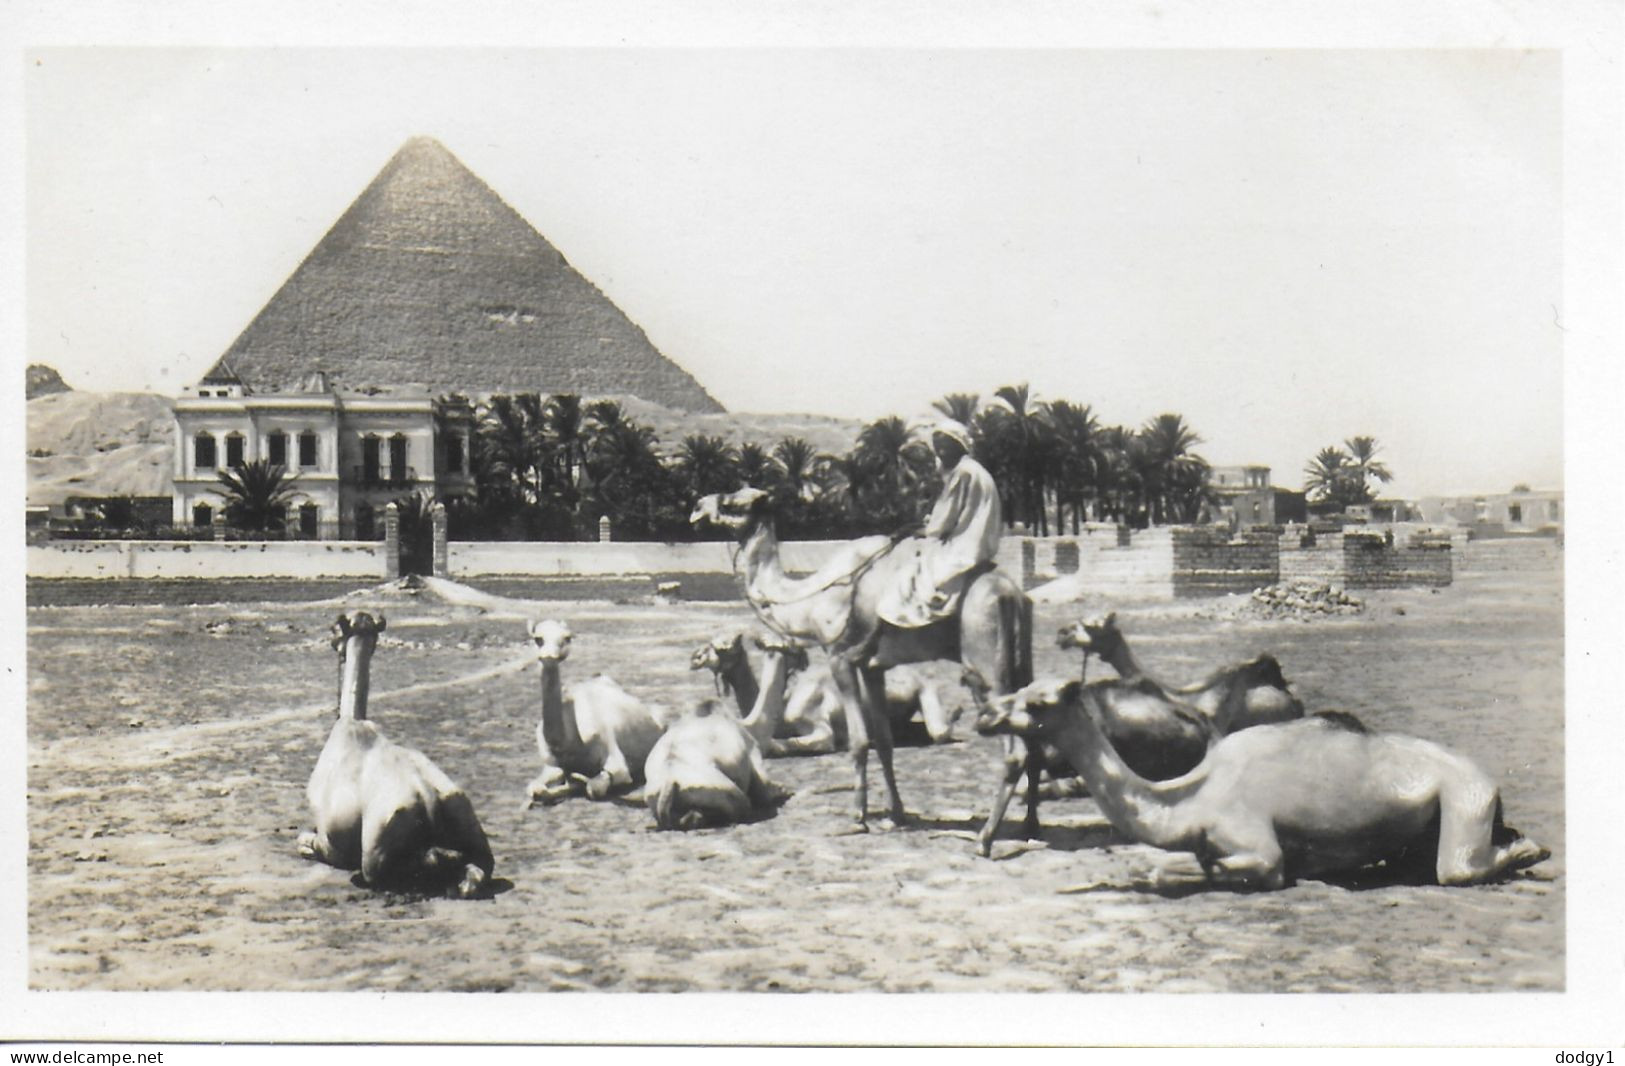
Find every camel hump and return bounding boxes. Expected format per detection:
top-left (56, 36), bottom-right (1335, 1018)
top-left (1313, 710), bottom-right (1370, 734)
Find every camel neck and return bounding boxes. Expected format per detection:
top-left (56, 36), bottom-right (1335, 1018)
top-left (722, 654), bottom-right (760, 715)
top-left (337, 640), bottom-right (373, 721)
top-left (1048, 691), bottom-right (1200, 850)
top-left (738, 521), bottom-right (796, 604)
top-left (742, 651), bottom-right (793, 747)
top-left (538, 659), bottom-right (583, 752)
top-left (1103, 641), bottom-right (1145, 680)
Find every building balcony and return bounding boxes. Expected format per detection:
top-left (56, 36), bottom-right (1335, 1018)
top-left (352, 465), bottom-right (418, 488)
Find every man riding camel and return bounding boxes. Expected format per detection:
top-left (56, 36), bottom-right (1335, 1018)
top-left (876, 419), bottom-right (1004, 630)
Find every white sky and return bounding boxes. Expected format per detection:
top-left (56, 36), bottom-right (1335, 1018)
top-left (25, 47), bottom-right (1561, 498)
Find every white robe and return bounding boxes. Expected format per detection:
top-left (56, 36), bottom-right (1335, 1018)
top-left (878, 456), bottom-right (1003, 628)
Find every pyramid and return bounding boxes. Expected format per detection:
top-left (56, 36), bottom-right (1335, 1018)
top-left (204, 137), bottom-right (724, 412)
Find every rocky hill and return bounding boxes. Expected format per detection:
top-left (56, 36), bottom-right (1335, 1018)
top-left (26, 391), bottom-right (176, 506)
top-left (26, 363), bottom-right (71, 400)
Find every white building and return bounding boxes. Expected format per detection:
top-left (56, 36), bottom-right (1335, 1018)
top-left (172, 368), bottom-right (474, 539)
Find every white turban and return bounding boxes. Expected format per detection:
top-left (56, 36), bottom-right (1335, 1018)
top-left (931, 419), bottom-right (974, 451)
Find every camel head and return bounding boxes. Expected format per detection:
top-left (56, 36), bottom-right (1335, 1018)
top-left (974, 677), bottom-right (1081, 739)
top-left (690, 632), bottom-right (746, 675)
top-left (1239, 654), bottom-right (1291, 692)
top-left (689, 487), bottom-right (772, 538)
top-left (330, 611), bottom-right (387, 658)
top-left (1056, 612), bottom-right (1120, 654)
top-left (751, 632), bottom-right (810, 674)
top-left (528, 619), bottom-right (574, 662)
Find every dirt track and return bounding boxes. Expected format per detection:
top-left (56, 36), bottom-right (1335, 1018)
top-left (26, 558), bottom-right (1562, 993)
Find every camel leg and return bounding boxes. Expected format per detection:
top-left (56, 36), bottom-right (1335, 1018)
top-left (1020, 742), bottom-right (1045, 840)
top-left (1200, 823), bottom-right (1287, 891)
top-left (861, 663), bottom-right (906, 827)
top-left (297, 829), bottom-right (343, 867)
top-left (435, 791), bottom-right (494, 898)
top-left (830, 654), bottom-right (872, 830)
top-left (918, 683), bottom-right (956, 743)
top-left (1436, 789), bottom-right (1550, 885)
top-left (585, 751), bottom-right (635, 801)
top-left (976, 735), bottom-right (1029, 858)
top-left (525, 763), bottom-right (575, 808)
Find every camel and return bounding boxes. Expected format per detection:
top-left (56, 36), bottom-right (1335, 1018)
top-left (644, 637), bottom-right (802, 829)
top-left (526, 619), bottom-right (669, 806)
top-left (1058, 612), bottom-right (1304, 732)
top-left (974, 677), bottom-right (1551, 890)
top-left (692, 487), bottom-right (1035, 848)
top-left (298, 612), bottom-right (494, 897)
top-left (691, 633), bottom-right (957, 754)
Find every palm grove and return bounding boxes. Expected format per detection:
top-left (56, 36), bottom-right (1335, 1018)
top-left (211, 386), bottom-right (1393, 544)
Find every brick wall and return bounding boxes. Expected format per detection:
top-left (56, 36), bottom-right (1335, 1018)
top-left (1172, 527), bottom-right (1280, 597)
top-left (1279, 531), bottom-right (1345, 584)
top-left (1340, 532), bottom-right (1453, 588)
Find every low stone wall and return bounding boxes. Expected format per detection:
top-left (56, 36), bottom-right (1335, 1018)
top-left (446, 539), bottom-right (849, 578)
top-left (1279, 533), bottom-right (1345, 584)
top-left (1172, 527), bottom-right (1279, 597)
top-left (1340, 532), bottom-right (1453, 589)
top-left (26, 540), bottom-right (389, 580)
top-left (1006, 527), bottom-right (1176, 601)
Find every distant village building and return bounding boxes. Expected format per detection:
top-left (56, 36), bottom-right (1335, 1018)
top-left (1210, 464), bottom-right (1308, 527)
top-left (1415, 488), bottom-right (1563, 537)
top-left (172, 137), bottom-right (721, 538)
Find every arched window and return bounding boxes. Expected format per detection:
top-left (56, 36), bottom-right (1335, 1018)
top-left (299, 503), bottom-right (319, 539)
top-left (193, 433), bottom-right (217, 470)
top-left (355, 503), bottom-right (375, 541)
top-left (298, 430), bottom-right (318, 468)
top-left (192, 502), bottom-right (212, 527)
top-left (267, 431), bottom-right (288, 467)
top-left (225, 432), bottom-right (246, 468)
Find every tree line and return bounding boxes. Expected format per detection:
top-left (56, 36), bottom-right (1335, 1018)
top-left (197, 388), bottom-right (1391, 543)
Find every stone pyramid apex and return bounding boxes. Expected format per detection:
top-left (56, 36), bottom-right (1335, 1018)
top-left (199, 137), bottom-right (723, 411)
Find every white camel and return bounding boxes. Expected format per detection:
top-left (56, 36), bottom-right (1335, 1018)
top-left (299, 611), bottom-right (494, 897)
top-left (645, 637), bottom-right (802, 829)
top-left (691, 633), bottom-right (957, 754)
top-left (975, 677), bottom-right (1551, 890)
top-left (1058, 612), bottom-right (1304, 732)
top-left (526, 619), bottom-right (669, 806)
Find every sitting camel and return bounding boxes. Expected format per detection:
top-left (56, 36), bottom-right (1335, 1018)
top-left (526, 619), bottom-right (670, 806)
top-left (975, 677), bottom-right (1551, 890)
top-left (1058, 613), bottom-right (1304, 732)
top-left (299, 612), bottom-right (494, 897)
top-left (645, 637), bottom-right (802, 829)
top-left (691, 633), bottom-right (956, 754)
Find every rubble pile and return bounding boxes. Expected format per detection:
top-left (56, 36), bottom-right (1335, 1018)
top-left (1247, 580), bottom-right (1364, 619)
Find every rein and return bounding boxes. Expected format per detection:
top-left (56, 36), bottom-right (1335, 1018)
top-left (729, 528), bottom-right (901, 646)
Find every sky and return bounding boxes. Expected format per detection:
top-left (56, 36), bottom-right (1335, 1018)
top-left (25, 47), bottom-right (1563, 499)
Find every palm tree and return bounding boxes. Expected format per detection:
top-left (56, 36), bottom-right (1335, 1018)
top-left (1303, 446), bottom-right (1356, 507)
top-left (1342, 436), bottom-right (1393, 502)
top-left (988, 383), bottom-right (1051, 533)
top-left (931, 392), bottom-right (980, 427)
top-left (476, 393), bottom-right (549, 506)
top-left (212, 460), bottom-right (296, 533)
top-left (1136, 413), bottom-right (1209, 525)
top-left (544, 393), bottom-right (587, 506)
top-left (674, 434), bottom-right (741, 500)
top-left (1045, 399), bottom-right (1102, 533)
top-left (771, 437), bottom-right (820, 505)
top-left (854, 416), bottom-right (933, 531)
top-left (736, 441), bottom-right (775, 490)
